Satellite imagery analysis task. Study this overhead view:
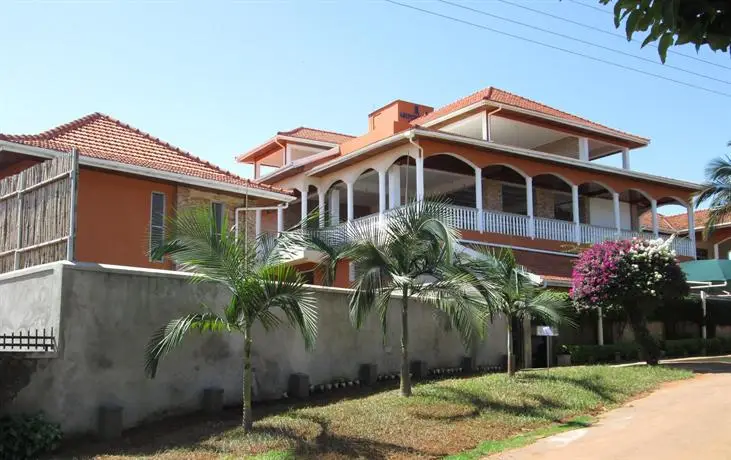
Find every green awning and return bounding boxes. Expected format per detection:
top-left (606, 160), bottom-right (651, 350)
top-left (681, 260), bottom-right (731, 285)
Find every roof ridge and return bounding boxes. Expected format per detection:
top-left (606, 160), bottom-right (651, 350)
top-left (0, 112), bottom-right (105, 141)
top-left (411, 86), bottom-right (493, 126)
top-left (279, 126), bottom-right (355, 138)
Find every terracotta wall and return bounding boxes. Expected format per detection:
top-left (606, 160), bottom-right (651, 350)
top-left (75, 168), bottom-right (177, 270)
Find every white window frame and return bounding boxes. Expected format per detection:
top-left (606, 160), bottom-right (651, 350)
top-left (149, 191), bottom-right (166, 263)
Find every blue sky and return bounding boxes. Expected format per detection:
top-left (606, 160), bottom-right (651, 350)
top-left (1, 0), bottom-right (729, 194)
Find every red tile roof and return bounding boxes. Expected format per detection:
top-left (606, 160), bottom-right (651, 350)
top-left (279, 127), bottom-right (354, 144)
top-left (411, 87), bottom-right (648, 142)
top-left (638, 210), bottom-right (714, 233)
top-left (0, 113), bottom-right (289, 194)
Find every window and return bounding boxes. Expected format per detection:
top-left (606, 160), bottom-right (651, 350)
top-left (150, 192), bottom-right (166, 262)
top-left (212, 202), bottom-right (224, 237)
top-left (554, 194), bottom-right (574, 222)
top-left (501, 185), bottom-right (527, 215)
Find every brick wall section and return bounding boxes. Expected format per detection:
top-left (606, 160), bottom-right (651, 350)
top-left (484, 179), bottom-right (502, 211)
top-left (534, 188), bottom-right (555, 218)
top-left (176, 186), bottom-right (257, 238)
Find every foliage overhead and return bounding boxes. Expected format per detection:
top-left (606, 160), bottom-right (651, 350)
top-left (599, 0), bottom-right (731, 61)
top-left (696, 145), bottom-right (731, 238)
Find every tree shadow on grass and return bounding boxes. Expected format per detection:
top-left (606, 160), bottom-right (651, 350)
top-left (517, 372), bottom-right (618, 403)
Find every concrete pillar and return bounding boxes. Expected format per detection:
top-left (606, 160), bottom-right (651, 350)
top-left (715, 243), bottom-right (720, 259)
top-left (578, 137), bottom-right (589, 161)
top-left (650, 199), bottom-right (659, 237)
top-left (97, 405), bottom-right (123, 440)
top-left (688, 201), bottom-right (696, 255)
top-left (388, 165), bottom-right (401, 209)
top-left (318, 190), bottom-right (326, 228)
top-left (621, 147), bottom-right (631, 170)
top-left (572, 184), bottom-right (580, 243)
top-left (378, 169), bottom-right (387, 214)
top-left (416, 155), bottom-right (424, 201)
top-left (613, 192), bottom-right (621, 234)
top-left (346, 181), bottom-right (354, 222)
top-left (482, 111), bottom-right (489, 141)
top-left (598, 308), bottom-right (605, 345)
top-left (300, 188), bottom-right (308, 223)
top-left (475, 168), bottom-right (484, 232)
top-left (526, 176), bottom-right (535, 238)
top-left (254, 209), bottom-right (262, 237)
top-left (329, 189), bottom-right (341, 226)
top-left (277, 206), bottom-right (284, 233)
top-left (254, 162), bottom-right (261, 179)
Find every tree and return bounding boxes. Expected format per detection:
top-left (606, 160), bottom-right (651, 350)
top-left (456, 248), bottom-right (573, 376)
top-left (295, 200), bottom-right (487, 397)
top-left (144, 206), bottom-right (317, 432)
top-left (696, 142), bottom-right (731, 238)
top-left (571, 238), bottom-right (688, 364)
top-left (599, 0), bottom-right (731, 62)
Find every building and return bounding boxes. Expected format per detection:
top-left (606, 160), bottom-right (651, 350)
top-left (0, 113), bottom-right (294, 272)
top-left (641, 210), bottom-right (731, 260)
top-left (237, 86), bottom-right (701, 287)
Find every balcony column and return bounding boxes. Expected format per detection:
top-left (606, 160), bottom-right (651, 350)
top-left (650, 199), bottom-right (659, 238)
top-left (714, 243), bottom-right (720, 259)
top-left (329, 189), bottom-right (340, 226)
top-left (277, 206), bottom-right (284, 233)
top-left (578, 137), bottom-right (589, 162)
top-left (612, 192), bottom-right (621, 235)
top-left (597, 308), bottom-right (604, 345)
top-left (621, 147), bottom-right (631, 170)
top-left (688, 201), bottom-right (696, 257)
top-left (525, 176), bottom-right (535, 238)
top-left (481, 111), bottom-right (489, 141)
top-left (388, 165), bottom-right (401, 209)
top-left (475, 167), bottom-right (484, 232)
top-left (415, 155), bottom-right (424, 201)
top-left (255, 210), bottom-right (262, 237)
top-left (378, 169), bottom-right (387, 214)
top-left (318, 190), bottom-right (326, 228)
top-left (300, 187), bottom-right (308, 223)
top-left (572, 185), bottom-right (580, 244)
top-left (346, 181), bottom-right (354, 222)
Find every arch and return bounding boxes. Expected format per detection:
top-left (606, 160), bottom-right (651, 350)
top-left (482, 162), bottom-right (529, 179)
top-left (423, 151), bottom-right (480, 171)
top-left (531, 172), bottom-right (575, 188)
top-left (656, 195), bottom-right (690, 208)
top-left (618, 187), bottom-right (653, 203)
top-left (576, 180), bottom-right (616, 196)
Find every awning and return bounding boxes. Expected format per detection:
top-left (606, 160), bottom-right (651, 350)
top-left (679, 260), bottom-right (731, 339)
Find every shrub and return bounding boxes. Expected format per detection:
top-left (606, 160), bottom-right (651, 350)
top-left (566, 337), bottom-right (731, 364)
top-left (0, 413), bottom-right (61, 460)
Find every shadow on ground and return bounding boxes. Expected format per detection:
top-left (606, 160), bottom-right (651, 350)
top-left (662, 356), bottom-right (731, 374)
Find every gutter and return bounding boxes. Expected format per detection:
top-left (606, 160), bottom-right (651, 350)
top-left (0, 141), bottom-right (296, 203)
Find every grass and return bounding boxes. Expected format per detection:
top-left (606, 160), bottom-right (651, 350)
top-left (58, 365), bottom-right (692, 460)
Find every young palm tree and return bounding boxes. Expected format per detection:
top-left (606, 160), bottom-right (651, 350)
top-left (144, 206), bottom-right (317, 432)
top-left (292, 200), bottom-right (488, 397)
top-left (697, 143), bottom-right (731, 237)
top-left (457, 248), bottom-right (573, 376)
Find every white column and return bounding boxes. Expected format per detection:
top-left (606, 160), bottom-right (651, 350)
top-left (578, 137), bottom-right (589, 161)
top-left (255, 209), bottom-right (262, 237)
top-left (613, 192), bottom-right (621, 234)
top-left (254, 162), bottom-right (261, 179)
top-left (277, 206), bottom-right (284, 233)
top-left (481, 111), bottom-right (489, 141)
top-left (318, 190), bottom-right (326, 228)
top-left (597, 308), bottom-right (604, 345)
top-left (701, 291), bottom-right (708, 339)
top-left (650, 199), bottom-right (659, 238)
top-left (621, 147), bottom-right (631, 170)
top-left (300, 187), bottom-right (308, 222)
top-left (526, 176), bottom-right (535, 238)
top-left (688, 201), bottom-right (696, 255)
top-left (388, 165), bottom-right (401, 209)
top-left (415, 155), bottom-right (424, 201)
top-left (329, 189), bottom-right (340, 226)
top-left (346, 181), bottom-right (354, 222)
top-left (378, 170), bottom-right (387, 214)
top-left (572, 184), bottom-right (580, 243)
top-left (475, 168), bottom-right (484, 232)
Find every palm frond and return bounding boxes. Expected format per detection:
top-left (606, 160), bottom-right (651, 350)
top-left (145, 312), bottom-right (229, 378)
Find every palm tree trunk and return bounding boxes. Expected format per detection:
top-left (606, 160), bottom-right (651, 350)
top-left (242, 324), bottom-right (254, 431)
top-left (506, 316), bottom-right (514, 377)
top-left (400, 287), bottom-right (412, 397)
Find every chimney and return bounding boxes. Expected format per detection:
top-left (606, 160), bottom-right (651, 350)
top-left (367, 100), bottom-right (433, 136)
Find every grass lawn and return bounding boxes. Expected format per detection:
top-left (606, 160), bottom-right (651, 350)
top-left (59, 365), bottom-right (692, 460)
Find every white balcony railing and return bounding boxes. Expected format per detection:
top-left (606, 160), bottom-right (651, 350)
top-left (323, 204), bottom-right (696, 258)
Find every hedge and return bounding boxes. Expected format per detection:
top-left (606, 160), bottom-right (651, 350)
top-left (563, 337), bottom-right (731, 364)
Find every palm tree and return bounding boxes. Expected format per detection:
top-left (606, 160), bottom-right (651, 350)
top-left (696, 142), bottom-right (731, 238)
top-left (291, 200), bottom-right (488, 397)
top-left (456, 248), bottom-right (573, 376)
top-left (144, 206), bottom-right (317, 432)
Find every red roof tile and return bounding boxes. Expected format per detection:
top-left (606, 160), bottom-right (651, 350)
top-left (0, 113), bottom-right (289, 195)
top-left (411, 87), bottom-right (648, 142)
top-left (279, 127), bottom-right (354, 144)
top-left (639, 210), bottom-right (708, 233)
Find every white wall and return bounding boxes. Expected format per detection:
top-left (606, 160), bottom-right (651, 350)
top-left (588, 197), bottom-right (631, 230)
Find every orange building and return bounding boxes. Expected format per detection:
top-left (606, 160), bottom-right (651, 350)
top-left (237, 86), bottom-right (701, 288)
top-left (0, 113), bottom-right (295, 270)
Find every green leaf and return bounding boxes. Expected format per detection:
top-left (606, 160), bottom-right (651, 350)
top-left (625, 9), bottom-right (643, 40)
top-left (658, 33), bottom-right (675, 62)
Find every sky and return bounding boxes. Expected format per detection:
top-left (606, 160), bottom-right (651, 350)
top-left (1, 0), bottom-right (730, 206)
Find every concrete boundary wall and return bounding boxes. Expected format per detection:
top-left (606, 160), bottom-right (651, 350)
top-left (2, 262), bottom-right (508, 434)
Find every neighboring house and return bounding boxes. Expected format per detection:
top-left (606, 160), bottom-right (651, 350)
top-left (641, 210), bottom-right (731, 260)
top-left (0, 113), bottom-right (294, 271)
top-left (237, 86), bottom-right (701, 288)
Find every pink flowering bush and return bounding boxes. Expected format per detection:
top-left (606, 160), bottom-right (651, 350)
top-left (571, 237), bottom-right (688, 364)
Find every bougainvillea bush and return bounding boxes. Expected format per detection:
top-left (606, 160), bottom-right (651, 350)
top-left (571, 238), bottom-right (689, 364)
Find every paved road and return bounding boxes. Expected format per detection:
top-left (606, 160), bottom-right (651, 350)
top-left (492, 358), bottom-right (731, 460)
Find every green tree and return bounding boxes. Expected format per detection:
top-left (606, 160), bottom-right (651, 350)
top-left (294, 200), bottom-right (488, 396)
top-left (144, 206), bottom-right (317, 432)
top-left (599, 0), bottom-right (731, 61)
top-left (696, 141), bottom-right (731, 238)
top-left (457, 248), bottom-right (573, 376)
